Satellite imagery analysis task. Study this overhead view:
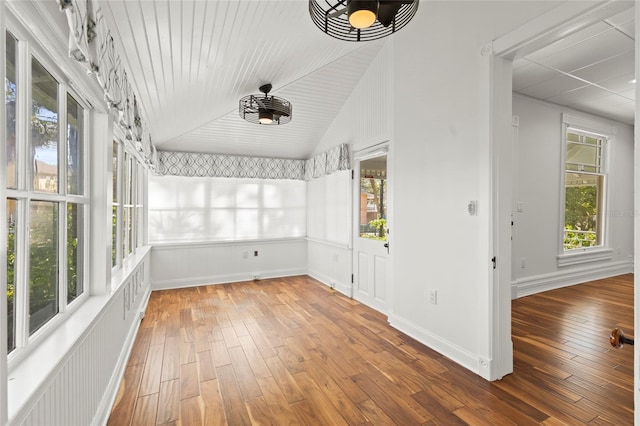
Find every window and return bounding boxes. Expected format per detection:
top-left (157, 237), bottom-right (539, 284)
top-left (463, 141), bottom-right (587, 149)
top-left (6, 31), bottom-right (18, 353)
top-left (111, 138), bottom-right (145, 270)
top-left (563, 128), bottom-right (607, 251)
top-left (359, 155), bottom-right (387, 240)
top-left (148, 175), bottom-right (306, 243)
top-left (4, 30), bottom-right (88, 355)
top-left (112, 141), bottom-right (120, 266)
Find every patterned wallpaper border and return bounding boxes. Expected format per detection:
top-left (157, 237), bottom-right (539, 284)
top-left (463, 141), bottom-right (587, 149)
top-left (155, 144), bottom-right (350, 181)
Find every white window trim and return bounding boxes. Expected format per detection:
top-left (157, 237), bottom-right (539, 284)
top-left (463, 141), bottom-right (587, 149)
top-left (4, 16), bottom-right (92, 368)
top-left (557, 113), bottom-right (614, 267)
top-left (111, 128), bottom-right (147, 278)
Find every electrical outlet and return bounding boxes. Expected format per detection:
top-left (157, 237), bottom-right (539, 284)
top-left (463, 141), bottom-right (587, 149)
top-left (428, 289), bottom-right (437, 305)
top-left (521, 258), bottom-right (526, 269)
top-left (254, 250), bottom-right (258, 257)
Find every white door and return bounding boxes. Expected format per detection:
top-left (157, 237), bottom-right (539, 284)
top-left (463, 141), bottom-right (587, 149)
top-left (352, 149), bottom-right (389, 313)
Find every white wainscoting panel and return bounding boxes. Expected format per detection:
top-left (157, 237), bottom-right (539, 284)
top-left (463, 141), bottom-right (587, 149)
top-left (307, 239), bottom-right (352, 297)
top-left (8, 248), bottom-right (151, 425)
top-left (151, 238), bottom-right (308, 290)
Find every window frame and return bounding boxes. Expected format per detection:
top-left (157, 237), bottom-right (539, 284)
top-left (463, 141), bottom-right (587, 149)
top-left (111, 133), bottom-right (145, 275)
top-left (4, 22), bottom-right (90, 364)
top-left (557, 113), bottom-right (614, 267)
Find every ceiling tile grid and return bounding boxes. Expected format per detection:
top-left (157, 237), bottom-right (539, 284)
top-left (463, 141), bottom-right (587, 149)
top-left (513, 5), bottom-right (635, 126)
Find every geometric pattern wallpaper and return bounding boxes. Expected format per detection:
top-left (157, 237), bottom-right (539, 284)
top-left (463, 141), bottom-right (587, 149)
top-left (156, 143), bottom-right (350, 181)
top-left (155, 151), bottom-right (305, 180)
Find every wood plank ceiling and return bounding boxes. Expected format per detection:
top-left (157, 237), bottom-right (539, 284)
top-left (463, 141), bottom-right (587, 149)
top-left (102, 0), bottom-right (385, 159)
top-left (101, 2), bottom-right (635, 159)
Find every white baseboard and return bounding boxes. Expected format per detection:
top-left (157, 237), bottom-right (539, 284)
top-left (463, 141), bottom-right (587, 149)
top-left (151, 267), bottom-right (308, 291)
top-left (512, 259), bottom-right (633, 299)
top-left (388, 313), bottom-right (484, 378)
top-left (307, 269), bottom-right (351, 297)
top-left (93, 287), bottom-right (151, 426)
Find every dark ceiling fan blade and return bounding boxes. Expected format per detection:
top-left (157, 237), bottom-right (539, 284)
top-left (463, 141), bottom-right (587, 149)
top-left (377, 0), bottom-right (412, 27)
top-left (327, 7), bottom-right (347, 18)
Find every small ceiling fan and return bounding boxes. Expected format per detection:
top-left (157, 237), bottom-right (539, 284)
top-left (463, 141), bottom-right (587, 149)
top-left (309, 0), bottom-right (419, 41)
top-left (239, 84), bottom-right (292, 126)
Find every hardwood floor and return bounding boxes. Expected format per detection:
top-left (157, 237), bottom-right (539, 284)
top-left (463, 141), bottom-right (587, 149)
top-left (108, 274), bottom-right (634, 425)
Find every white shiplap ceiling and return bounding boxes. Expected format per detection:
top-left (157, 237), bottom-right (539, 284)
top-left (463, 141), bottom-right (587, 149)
top-left (102, 0), bottom-right (385, 159)
top-left (513, 7), bottom-right (635, 125)
top-left (100, 1), bottom-right (635, 159)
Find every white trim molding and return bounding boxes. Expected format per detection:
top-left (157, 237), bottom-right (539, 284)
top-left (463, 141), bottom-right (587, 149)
top-left (557, 248), bottom-right (613, 267)
top-left (388, 313), bottom-right (487, 379)
top-left (512, 259), bottom-right (633, 299)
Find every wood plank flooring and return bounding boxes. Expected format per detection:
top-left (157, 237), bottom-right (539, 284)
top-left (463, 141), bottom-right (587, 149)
top-left (108, 274), bottom-right (634, 425)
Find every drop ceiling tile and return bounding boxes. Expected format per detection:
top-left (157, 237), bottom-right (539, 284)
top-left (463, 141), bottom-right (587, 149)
top-left (597, 72), bottom-right (636, 94)
top-left (512, 60), bottom-right (560, 91)
top-left (570, 50), bottom-right (634, 83)
top-left (576, 93), bottom-right (634, 110)
top-left (617, 20), bottom-right (635, 38)
top-left (545, 85), bottom-right (613, 106)
top-left (537, 29), bottom-right (634, 73)
top-left (573, 99), bottom-right (634, 125)
top-left (604, 7), bottom-right (635, 26)
top-left (616, 88), bottom-right (636, 101)
top-left (517, 74), bottom-right (590, 100)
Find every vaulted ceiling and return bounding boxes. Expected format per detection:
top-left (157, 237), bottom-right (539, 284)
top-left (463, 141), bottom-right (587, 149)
top-left (94, 1), bottom-right (635, 159)
top-left (101, 0), bottom-right (385, 159)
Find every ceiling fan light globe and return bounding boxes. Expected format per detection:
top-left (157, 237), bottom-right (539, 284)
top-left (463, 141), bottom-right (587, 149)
top-left (259, 110), bottom-right (274, 124)
top-left (349, 10), bottom-right (376, 28)
top-left (348, 0), bottom-right (377, 29)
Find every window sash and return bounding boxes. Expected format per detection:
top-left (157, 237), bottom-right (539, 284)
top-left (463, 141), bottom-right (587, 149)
top-left (562, 125), bottom-right (608, 253)
top-left (5, 28), bottom-right (89, 357)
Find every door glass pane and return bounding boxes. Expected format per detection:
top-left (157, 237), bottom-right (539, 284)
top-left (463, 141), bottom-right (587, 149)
top-left (67, 203), bottom-right (83, 303)
top-left (66, 94), bottom-right (84, 195)
top-left (359, 154), bottom-right (387, 240)
top-left (6, 32), bottom-right (18, 189)
top-left (29, 200), bottom-right (59, 334)
top-left (31, 57), bottom-right (59, 193)
top-left (7, 198), bottom-right (17, 353)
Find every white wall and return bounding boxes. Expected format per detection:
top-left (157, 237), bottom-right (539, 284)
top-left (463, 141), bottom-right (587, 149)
top-left (512, 95), bottom-right (634, 296)
top-left (307, 170), bottom-right (352, 295)
top-left (151, 239), bottom-right (307, 290)
top-left (312, 42), bottom-right (392, 156)
top-left (306, 43), bottom-right (393, 294)
top-left (389, 2), bottom-right (560, 378)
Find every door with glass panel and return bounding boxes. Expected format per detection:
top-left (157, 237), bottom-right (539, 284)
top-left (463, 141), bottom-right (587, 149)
top-left (352, 149), bottom-right (389, 313)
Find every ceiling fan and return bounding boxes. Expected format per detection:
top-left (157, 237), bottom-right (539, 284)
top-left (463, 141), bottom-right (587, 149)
top-left (309, 0), bottom-right (419, 41)
top-left (239, 84), bottom-right (292, 126)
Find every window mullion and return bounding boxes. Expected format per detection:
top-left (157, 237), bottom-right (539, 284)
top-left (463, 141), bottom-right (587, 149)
top-left (14, 199), bottom-right (28, 349)
top-left (58, 201), bottom-right (67, 313)
top-left (58, 86), bottom-right (67, 312)
top-left (16, 38), bottom-right (29, 194)
top-left (116, 142), bottom-right (123, 266)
